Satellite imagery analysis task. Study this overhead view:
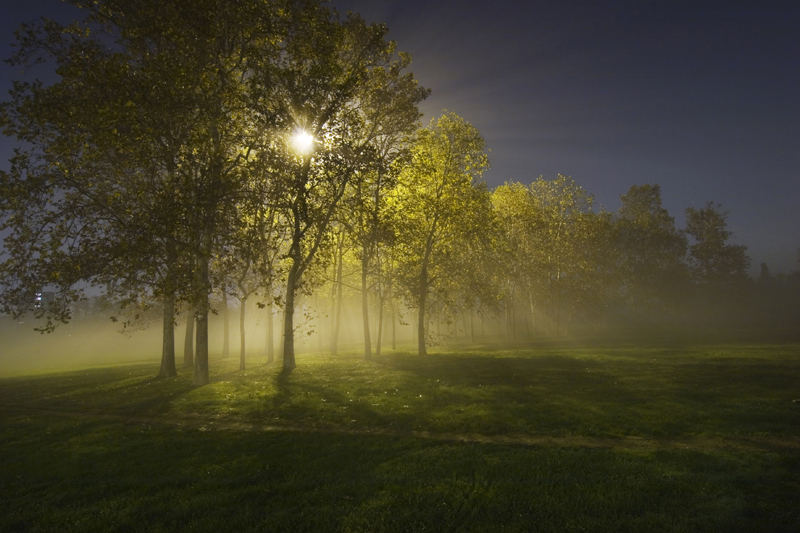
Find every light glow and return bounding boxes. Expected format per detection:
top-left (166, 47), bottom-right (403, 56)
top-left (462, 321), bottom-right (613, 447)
top-left (292, 130), bottom-right (315, 154)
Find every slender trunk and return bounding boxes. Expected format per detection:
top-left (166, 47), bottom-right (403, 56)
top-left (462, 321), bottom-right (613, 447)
top-left (506, 303), bottom-right (512, 340)
top-left (239, 296), bottom-right (247, 371)
top-left (266, 297), bottom-right (274, 364)
top-left (331, 238), bottom-right (344, 355)
top-left (391, 300), bottom-right (396, 350)
top-left (183, 309), bottom-right (194, 368)
top-left (158, 291), bottom-right (176, 377)
top-left (418, 262), bottom-right (428, 356)
top-left (278, 308), bottom-right (285, 359)
top-left (555, 272), bottom-right (561, 336)
top-left (435, 301), bottom-right (440, 339)
top-left (470, 310), bottom-right (475, 343)
top-left (361, 249), bottom-right (371, 360)
top-left (512, 303), bottom-right (516, 339)
top-left (525, 307), bottom-right (530, 339)
top-left (283, 262), bottom-right (299, 371)
top-left (221, 291), bottom-right (230, 359)
top-left (375, 295), bottom-right (384, 357)
top-left (317, 296), bottom-right (323, 351)
top-left (193, 250), bottom-right (210, 386)
top-left (329, 247), bottom-right (337, 353)
top-left (159, 159), bottom-right (178, 378)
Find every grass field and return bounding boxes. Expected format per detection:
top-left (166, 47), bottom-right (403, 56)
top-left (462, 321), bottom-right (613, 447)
top-left (1, 342), bottom-right (799, 532)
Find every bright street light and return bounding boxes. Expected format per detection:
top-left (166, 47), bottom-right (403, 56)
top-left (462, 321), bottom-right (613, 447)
top-left (292, 130), bottom-right (315, 155)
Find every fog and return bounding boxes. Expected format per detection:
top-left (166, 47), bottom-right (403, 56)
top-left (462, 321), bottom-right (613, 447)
top-left (0, 295), bottom-right (523, 377)
top-left (3, 273), bottom-right (799, 378)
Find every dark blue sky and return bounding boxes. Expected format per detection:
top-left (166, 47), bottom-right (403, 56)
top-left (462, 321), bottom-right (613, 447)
top-left (2, 0), bottom-right (799, 273)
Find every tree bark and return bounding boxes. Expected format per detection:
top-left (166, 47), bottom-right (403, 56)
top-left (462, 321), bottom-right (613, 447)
top-left (331, 236), bottom-right (344, 356)
top-left (221, 290), bottom-right (230, 359)
top-left (265, 286), bottom-right (274, 363)
top-left (375, 294), bottom-right (384, 357)
top-left (391, 300), bottom-right (396, 350)
top-left (418, 262), bottom-right (428, 356)
top-left (470, 310), bottom-right (475, 343)
top-left (282, 261), bottom-right (299, 371)
top-left (183, 309), bottom-right (194, 368)
top-left (239, 296), bottom-right (247, 370)
top-left (158, 291), bottom-right (177, 377)
top-left (278, 307), bottom-right (285, 359)
top-left (193, 251), bottom-right (210, 386)
top-left (361, 249), bottom-right (372, 360)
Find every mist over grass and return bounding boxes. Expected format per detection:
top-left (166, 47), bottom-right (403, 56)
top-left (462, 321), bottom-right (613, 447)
top-left (3, 293), bottom-right (799, 379)
top-left (1, 342), bottom-right (799, 531)
top-left (0, 315), bottom-right (161, 377)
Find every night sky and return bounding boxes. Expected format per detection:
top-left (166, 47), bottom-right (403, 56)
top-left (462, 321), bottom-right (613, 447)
top-left (2, 0), bottom-right (798, 273)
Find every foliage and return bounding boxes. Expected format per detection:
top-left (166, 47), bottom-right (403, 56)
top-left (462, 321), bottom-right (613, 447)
top-left (392, 112), bottom-right (492, 354)
top-left (685, 202), bottom-right (751, 286)
top-left (615, 184), bottom-right (688, 317)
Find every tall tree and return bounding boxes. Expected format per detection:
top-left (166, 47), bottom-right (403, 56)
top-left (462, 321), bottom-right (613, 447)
top-left (264, 11), bottom-right (420, 371)
top-left (616, 184), bottom-right (688, 317)
top-left (393, 112), bottom-right (491, 355)
top-left (685, 202), bottom-right (750, 286)
top-left (341, 55), bottom-right (428, 359)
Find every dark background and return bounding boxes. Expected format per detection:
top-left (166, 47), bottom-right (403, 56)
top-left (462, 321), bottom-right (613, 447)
top-left (2, 0), bottom-right (798, 273)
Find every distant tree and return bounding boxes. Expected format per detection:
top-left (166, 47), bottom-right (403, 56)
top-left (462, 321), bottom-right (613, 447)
top-left (758, 262), bottom-right (773, 288)
top-left (615, 184), bottom-right (688, 317)
top-left (685, 202), bottom-right (750, 286)
top-left (392, 112), bottom-right (491, 355)
top-left (340, 55), bottom-right (428, 360)
top-left (526, 175), bottom-right (596, 334)
top-left (491, 181), bottom-right (544, 338)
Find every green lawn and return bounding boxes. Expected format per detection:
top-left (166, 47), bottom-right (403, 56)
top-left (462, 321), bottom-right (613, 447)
top-left (1, 342), bottom-right (799, 532)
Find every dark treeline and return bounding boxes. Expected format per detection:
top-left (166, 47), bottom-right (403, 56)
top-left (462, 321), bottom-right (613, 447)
top-left (1, 0), bottom-right (797, 385)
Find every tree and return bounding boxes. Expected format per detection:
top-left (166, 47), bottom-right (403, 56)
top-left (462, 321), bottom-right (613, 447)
top-left (0, 6), bottom-right (205, 377)
top-left (492, 182), bottom-right (544, 338)
top-left (685, 202), bottom-right (750, 286)
top-left (264, 11), bottom-right (422, 371)
top-left (340, 55), bottom-right (428, 359)
top-left (392, 112), bottom-right (491, 355)
top-left (615, 184), bottom-right (688, 318)
top-left (525, 175), bottom-right (596, 334)
top-left (0, 0), bottom-right (317, 385)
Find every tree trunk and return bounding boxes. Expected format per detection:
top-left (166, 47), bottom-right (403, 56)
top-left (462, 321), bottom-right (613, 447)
top-left (470, 310), bottom-right (475, 343)
top-left (329, 247), bottom-right (337, 354)
top-left (183, 309), bottom-right (194, 368)
top-left (331, 238), bottom-right (344, 356)
top-left (391, 300), bottom-right (396, 350)
top-left (221, 291), bottom-right (230, 359)
top-left (418, 263), bottom-right (428, 356)
top-left (278, 308), bottom-right (285, 359)
top-left (375, 295), bottom-right (384, 357)
top-left (512, 303), bottom-right (516, 340)
top-left (158, 291), bottom-right (177, 377)
top-left (265, 292), bottom-right (274, 364)
top-left (193, 253), bottom-right (210, 386)
top-left (361, 249), bottom-right (371, 360)
top-left (239, 296), bottom-right (247, 371)
top-left (283, 262), bottom-right (299, 371)
top-left (525, 308), bottom-right (530, 339)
